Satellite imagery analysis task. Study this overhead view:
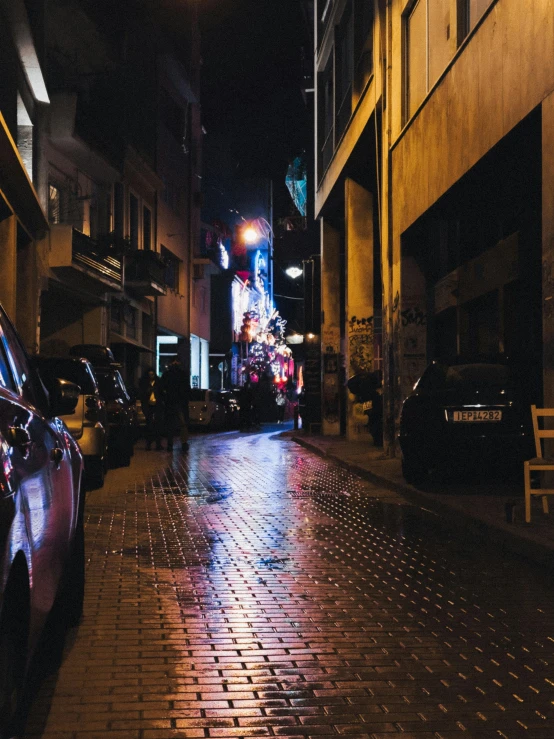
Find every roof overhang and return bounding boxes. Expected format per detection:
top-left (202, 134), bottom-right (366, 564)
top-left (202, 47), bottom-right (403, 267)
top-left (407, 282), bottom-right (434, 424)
top-left (0, 111), bottom-right (48, 236)
top-left (1, 0), bottom-right (49, 104)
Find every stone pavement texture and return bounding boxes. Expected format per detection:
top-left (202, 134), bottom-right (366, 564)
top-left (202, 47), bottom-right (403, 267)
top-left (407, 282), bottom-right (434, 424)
top-left (22, 427), bottom-right (554, 739)
top-left (291, 433), bottom-right (554, 571)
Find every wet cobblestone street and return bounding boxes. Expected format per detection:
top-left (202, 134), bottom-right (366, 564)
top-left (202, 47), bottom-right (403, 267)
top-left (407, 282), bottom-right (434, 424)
top-left (23, 429), bottom-right (554, 739)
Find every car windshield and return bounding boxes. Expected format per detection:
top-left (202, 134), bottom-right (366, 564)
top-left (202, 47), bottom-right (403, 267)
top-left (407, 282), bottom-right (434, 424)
top-left (37, 358), bottom-right (96, 395)
top-left (97, 371), bottom-right (126, 401)
top-left (190, 389), bottom-right (206, 402)
top-left (418, 363), bottom-right (512, 392)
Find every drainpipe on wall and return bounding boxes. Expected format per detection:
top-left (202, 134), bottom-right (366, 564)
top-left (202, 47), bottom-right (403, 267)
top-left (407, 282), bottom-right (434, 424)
top-left (383, 0), bottom-right (397, 457)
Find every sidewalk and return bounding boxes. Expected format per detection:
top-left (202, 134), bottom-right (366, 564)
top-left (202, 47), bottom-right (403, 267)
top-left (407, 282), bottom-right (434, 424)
top-left (290, 431), bottom-right (554, 571)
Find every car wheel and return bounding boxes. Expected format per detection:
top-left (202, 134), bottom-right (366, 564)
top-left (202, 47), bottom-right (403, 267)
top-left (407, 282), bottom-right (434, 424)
top-left (0, 577), bottom-right (28, 739)
top-left (401, 454), bottom-right (427, 485)
top-left (86, 457), bottom-right (104, 489)
top-left (122, 438), bottom-right (133, 467)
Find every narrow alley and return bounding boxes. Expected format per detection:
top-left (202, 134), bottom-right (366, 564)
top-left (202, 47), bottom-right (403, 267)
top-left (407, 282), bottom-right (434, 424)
top-left (24, 429), bottom-right (554, 739)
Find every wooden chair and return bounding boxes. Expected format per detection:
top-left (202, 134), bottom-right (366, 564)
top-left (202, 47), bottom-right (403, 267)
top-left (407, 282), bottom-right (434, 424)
top-left (524, 405), bottom-right (554, 522)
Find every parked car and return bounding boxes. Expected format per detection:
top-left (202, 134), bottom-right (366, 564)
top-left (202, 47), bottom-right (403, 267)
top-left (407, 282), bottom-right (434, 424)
top-left (93, 365), bottom-right (136, 466)
top-left (188, 389), bottom-right (227, 429)
top-left (69, 343), bottom-right (142, 445)
top-left (69, 343), bottom-right (116, 366)
top-left (0, 304), bottom-right (84, 738)
top-left (398, 357), bottom-right (535, 484)
top-left (34, 356), bottom-right (108, 487)
top-left (216, 390), bottom-right (241, 429)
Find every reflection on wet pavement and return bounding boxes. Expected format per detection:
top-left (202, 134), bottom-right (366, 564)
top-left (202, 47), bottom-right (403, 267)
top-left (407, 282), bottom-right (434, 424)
top-left (24, 431), bottom-right (554, 738)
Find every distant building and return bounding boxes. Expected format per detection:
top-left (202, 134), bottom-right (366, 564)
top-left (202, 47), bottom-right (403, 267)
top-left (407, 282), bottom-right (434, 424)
top-left (0, 0), bottom-right (203, 394)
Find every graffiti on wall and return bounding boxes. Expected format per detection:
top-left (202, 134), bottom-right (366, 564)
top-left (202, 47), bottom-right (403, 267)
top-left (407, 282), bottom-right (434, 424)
top-left (348, 315), bottom-right (374, 374)
top-left (401, 256), bottom-right (427, 402)
top-left (322, 326), bottom-right (340, 355)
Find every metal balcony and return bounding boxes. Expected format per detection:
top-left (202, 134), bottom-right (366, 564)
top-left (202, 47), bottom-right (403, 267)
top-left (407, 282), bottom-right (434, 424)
top-left (125, 249), bottom-right (167, 296)
top-left (49, 225), bottom-right (123, 293)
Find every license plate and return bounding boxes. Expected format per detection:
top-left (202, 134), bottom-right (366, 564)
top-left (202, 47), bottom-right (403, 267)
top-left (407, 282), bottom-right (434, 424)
top-left (452, 410), bottom-right (502, 422)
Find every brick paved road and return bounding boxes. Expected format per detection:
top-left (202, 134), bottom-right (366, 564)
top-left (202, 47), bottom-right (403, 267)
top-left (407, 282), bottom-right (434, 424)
top-left (23, 429), bottom-right (554, 738)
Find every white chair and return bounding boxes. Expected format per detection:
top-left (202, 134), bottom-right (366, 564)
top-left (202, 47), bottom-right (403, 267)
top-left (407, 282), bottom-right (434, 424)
top-left (524, 405), bottom-right (554, 523)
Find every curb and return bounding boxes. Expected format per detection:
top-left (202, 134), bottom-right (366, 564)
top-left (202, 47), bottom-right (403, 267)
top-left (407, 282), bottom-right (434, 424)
top-left (291, 434), bottom-right (554, 572)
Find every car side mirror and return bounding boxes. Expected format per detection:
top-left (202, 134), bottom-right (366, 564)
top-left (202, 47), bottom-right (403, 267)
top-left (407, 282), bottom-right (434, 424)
top-left (49, 378), bottom-right (81, 417)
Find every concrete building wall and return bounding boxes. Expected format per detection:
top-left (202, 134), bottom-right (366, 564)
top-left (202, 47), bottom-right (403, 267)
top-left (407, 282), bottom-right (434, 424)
top-left (345, 178), bottom-right (374, 440)
top-left (321, 219), bottom-right (341, 435)
top-left (391, 0), bottom-right (554, 240)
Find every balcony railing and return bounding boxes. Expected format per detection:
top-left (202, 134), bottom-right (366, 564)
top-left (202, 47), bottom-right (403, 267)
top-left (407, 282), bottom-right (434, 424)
top-left (125, 249), bottom-right (167, 296)
top-left (72, 229), bottom-right (123, 285)
top-left (49, 225), bottom-right (123, 291)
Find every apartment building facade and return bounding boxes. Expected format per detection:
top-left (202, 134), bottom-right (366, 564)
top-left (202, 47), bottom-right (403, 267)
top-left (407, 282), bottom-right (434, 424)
top-left (0, 0), bottom-right (204, 391)
top-left (0, 0), bottom-right (50, 352)
top-left (315, 0), bottom-right (550, 451)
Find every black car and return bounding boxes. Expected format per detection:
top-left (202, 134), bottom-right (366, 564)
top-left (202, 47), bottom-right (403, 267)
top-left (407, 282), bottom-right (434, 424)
top-left (34, 356), bottom-right (109, 488)
top-left (0, 304), bottom-right (84, 737)
top-left (398, 357), bottom-right (535, 484)
top-left (94, 366), bottom-right (137, 466)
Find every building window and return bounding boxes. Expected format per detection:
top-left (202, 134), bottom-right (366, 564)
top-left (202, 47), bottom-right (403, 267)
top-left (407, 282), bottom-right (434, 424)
top-left (114, 183), bottom-right (124, 237)
top-left (124, 304), bottom-right (137, 340)
top-left (160, 87), bottom-right (186, 143)
top-left (406, 0), bottom-right (427, 120)
top-left (199, 286), bottom-right (207, 314)
top-left (48, 185), bottom-right (61, 224)
top-left (335, 7), bottom-right (354, 141)
top-left (318, 57), bottom-right (334, 177)
top-left (405, 0), bottom-right (491, 123)
top-left (110, 299), bottom-right (123, 334)
top-left (129, 193), bottom-right (139, 249)
top-left (143, 206), bottom-right (152, 250)
top-left (142, 313), bottom-right (153, 347)
top-left (161, 176), bottom-right (179, 213)
top-left (353, 0), bottom-right (374, 106)
top-left (428, 0), bottom-right (454, 88)
top-left (468, 0), bottom-right (492, 32)
top-left (318, 0), bottom-right (334, 48)
top-left (161, 245), bottom-right (181, 292)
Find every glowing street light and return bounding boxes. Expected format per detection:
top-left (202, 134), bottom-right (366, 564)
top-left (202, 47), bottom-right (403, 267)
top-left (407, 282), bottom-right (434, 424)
top-left (285, 266), bottom-right (303, 279)
top-left (242, 226), bottom-right (259, 244)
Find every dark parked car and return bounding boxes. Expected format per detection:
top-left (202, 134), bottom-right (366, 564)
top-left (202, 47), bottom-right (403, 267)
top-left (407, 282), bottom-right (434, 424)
top-left (398, 357), bottom-right (535, 484)
top-left (0, 304), bottom-right (84, 737)
top-left (94, 365), bottom-right (136, 466)
top-left (34, 357), bottom-right (108, 487)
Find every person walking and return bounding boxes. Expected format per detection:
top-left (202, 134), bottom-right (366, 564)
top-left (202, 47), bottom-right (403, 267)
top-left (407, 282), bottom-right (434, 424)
top-left (139, 368), bottom-right (164, 450)
top-left (161, 358), bottom-right (190, 451)
top-left (275, 389), bottom-right (286, 423)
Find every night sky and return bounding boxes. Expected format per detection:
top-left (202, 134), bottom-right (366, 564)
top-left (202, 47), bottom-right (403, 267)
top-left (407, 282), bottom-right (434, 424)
top-left (199, 0), bottom-right (312, 223)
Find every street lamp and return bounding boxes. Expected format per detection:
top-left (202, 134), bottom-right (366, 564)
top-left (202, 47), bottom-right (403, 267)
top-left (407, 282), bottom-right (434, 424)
top-left (285, 266), bottom-right (303, 279)
top-left (239, 215), bottom-right (274, 303)
top-left (242, 226), bottom-right (259, 244)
